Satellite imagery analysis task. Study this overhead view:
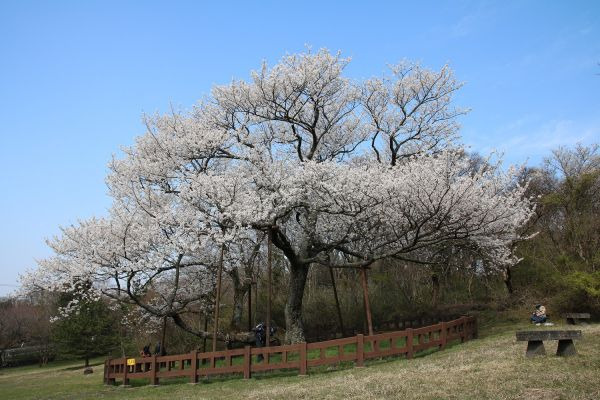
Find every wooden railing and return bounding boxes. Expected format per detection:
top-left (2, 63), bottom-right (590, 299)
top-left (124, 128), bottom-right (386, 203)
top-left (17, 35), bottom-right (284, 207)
top-left (104, 315), bottom-right (477, 386)
top-left (306, 314), bottom-right (463, 342)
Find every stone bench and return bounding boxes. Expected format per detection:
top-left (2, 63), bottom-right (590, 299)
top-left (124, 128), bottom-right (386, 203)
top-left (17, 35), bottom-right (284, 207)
top-left (516, 330), bottom-right (582, 357)
top-left (563, 313), bottom-right (591, 325)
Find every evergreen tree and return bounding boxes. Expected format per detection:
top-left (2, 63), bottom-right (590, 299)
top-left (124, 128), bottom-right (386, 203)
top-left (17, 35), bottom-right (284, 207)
top-left (52, 281), bottom-right (119, 367)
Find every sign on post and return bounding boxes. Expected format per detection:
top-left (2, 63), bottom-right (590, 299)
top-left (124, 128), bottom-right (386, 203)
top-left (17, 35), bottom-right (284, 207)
top-left (126, 358), bottom-right (136, 366)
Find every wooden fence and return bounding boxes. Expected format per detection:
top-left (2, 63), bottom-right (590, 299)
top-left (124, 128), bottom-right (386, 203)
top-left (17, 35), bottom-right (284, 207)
top-left (306, 314), bottom-right (464, 342)
top-left (104, 315), bottom-right (477, 386)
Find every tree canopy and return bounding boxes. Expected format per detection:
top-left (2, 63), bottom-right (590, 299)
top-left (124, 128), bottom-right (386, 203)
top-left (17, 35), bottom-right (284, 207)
top-left (23, 49), bottom-right (534, 343)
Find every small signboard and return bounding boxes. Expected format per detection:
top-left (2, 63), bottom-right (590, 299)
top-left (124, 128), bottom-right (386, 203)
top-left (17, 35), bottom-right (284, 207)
top-left (126, 358), bottom-right (136, 366)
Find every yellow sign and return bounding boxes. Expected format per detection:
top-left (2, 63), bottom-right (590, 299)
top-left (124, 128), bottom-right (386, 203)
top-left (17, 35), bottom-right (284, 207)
top-left (126, 358), bottom-right (136, 366)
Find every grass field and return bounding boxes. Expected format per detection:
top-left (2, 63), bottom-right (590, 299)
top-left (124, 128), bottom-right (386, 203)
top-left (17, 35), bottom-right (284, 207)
top-left (1, 320), bottom-right (599, 400)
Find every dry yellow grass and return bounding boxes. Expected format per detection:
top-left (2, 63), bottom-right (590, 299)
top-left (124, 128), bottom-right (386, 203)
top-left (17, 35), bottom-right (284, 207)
top-left (242, 323), bottom-right (600, 400)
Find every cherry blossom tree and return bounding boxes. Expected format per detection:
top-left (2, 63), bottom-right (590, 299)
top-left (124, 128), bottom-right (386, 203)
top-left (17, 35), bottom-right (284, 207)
top-left (25, 49), bottom-right (534, 343)
top-left (23, 197), bottom-right (220, 339)
top-left (23, 194), bottom-right (267, 344)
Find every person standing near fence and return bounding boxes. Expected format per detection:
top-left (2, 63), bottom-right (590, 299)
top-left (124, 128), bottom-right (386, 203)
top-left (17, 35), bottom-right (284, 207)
top-left (154, 341), bottom-right (166, 356)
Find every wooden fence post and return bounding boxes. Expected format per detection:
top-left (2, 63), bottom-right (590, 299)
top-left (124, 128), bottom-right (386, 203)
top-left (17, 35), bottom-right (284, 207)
top-left (122, 359), bottom-right (130, 387)
top-left (356, 334), bottom-right (364, 367)
top-left (190, 351), bottom-right (198, 384)
top-left (106, 359), bottom-right (115, 385)
top-left (150, 355), bottom-right (158, 385)
top-left (103, 359), bottom-right (108, 385)
top-left (460, 316), bottom-right (467, 343)
top-left (440, 322), bottom-right (447, 350)
top-left (93, 318), bottom-right (477, 388)
top-left (243, 346), bottom-right (251, 379)
top-left (299, 342), bottom-right (308, 376)
top-left (406, 328), bottom-right (414, 359)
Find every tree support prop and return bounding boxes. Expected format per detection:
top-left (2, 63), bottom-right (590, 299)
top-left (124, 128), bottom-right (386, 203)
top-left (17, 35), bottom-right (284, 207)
top-left (360, 267), bottom-right (373, 336)
top-left (212, 245), bottom-right (225, 352)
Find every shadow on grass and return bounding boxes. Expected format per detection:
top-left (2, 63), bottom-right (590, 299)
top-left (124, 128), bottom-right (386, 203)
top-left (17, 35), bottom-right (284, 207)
top-left (62, 361), bottom-right (105, 371)
top-left (0, 357), bottom-right (106, 377)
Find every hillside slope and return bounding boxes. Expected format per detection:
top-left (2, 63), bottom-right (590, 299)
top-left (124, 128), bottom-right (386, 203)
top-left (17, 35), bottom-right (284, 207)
top-left (1, 322), bottom-right (599, 400)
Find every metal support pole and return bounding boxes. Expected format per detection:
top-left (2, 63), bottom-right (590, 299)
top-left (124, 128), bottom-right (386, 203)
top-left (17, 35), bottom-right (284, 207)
top-left (247, 281), bottom-right (253, 332)
top-left (329, 266), bottom-right (345, 337)
top-left (202, 315), bottom-right (208, 353)
top-left (160, 316), bottom-right (167, 356)
top-left (360, 267), bottom-right (374, 336)
top-left (212, 245), bottom-right (224, 352)
top-left (266, 230), bottom-right (273, 347)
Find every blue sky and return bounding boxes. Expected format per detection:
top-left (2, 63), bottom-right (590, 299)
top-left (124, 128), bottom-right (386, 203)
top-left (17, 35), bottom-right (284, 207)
top-left (1, 0), bottom-right (599, 295)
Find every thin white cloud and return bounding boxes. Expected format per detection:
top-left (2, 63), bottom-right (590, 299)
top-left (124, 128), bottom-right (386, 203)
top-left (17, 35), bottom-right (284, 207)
top-left (465, 117), bottom-right (600, 166)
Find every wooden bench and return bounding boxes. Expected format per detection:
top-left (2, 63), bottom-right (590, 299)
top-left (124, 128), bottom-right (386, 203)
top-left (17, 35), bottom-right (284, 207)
top-left (563, 313), bottom-right (591, 325)
top-left (516, 330), bottom-right (582, 357)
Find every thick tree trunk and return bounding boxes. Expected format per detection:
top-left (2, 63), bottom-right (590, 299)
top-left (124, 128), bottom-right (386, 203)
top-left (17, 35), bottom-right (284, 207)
top-left (228, 267), bottom-right (248, 331)
top-left (85, 355), bottom-right (89, 367)
top-left (269, 222), bottom-right (313, 344)
top-left (230, 286), bottom-right (247, 331)
top-left (170, 312), bottom-right (256, 347)
top-left (285, 261), bottom-right (310, 343)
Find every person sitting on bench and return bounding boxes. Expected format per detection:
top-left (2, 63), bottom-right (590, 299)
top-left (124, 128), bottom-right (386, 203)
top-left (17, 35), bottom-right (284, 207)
top-left (530, 304), bottom-right (547, 324)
